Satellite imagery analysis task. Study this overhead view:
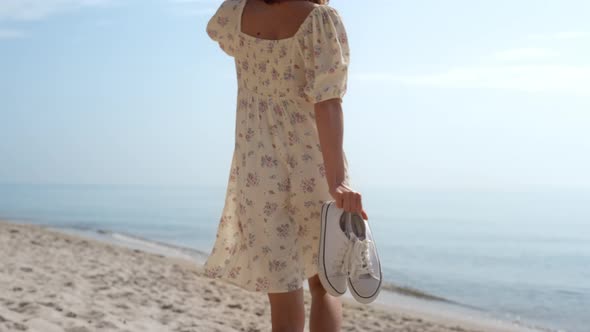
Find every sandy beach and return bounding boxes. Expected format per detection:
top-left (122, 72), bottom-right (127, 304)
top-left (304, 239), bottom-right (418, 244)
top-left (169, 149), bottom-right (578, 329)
top-left (0, 220), bottom-right (544, 332)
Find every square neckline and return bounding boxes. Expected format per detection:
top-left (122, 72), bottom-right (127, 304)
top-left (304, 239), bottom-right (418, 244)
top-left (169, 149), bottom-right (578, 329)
top-left (238, 0), bottom-right (320, 42)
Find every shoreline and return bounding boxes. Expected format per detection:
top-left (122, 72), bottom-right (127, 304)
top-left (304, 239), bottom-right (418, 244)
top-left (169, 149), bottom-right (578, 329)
top-left (1, 219), bottom-right (552, 332)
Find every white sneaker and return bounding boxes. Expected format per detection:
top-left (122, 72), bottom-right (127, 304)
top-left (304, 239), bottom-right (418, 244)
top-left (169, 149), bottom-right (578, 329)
top-left (318, 200), bottom-right (351, 296)
top-left (345, 211), bottom-right (382, 304)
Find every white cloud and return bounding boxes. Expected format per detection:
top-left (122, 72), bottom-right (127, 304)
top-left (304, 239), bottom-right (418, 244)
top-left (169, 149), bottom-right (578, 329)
top-left (491, 48), bottom-right (559, 62)
top-left (354, 35), bottom-right (590, 97)
top-left (0, 28), bottom-right (25, 39)
top-left (530, 31), bottom-right (590, 40)
top-left (0, 0), bottom-right (115, 21)
top-left (353, 65), bottom-right (590, 96)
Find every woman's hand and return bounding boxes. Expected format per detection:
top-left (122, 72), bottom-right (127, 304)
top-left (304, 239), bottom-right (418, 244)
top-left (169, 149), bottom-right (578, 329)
top-left (329, 183), bottom-right (369, 220)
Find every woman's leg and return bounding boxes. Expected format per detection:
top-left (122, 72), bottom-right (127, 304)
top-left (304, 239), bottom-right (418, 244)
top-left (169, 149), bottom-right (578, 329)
top-left (308, 274), bottom-right (343, 332)
top-left (268, 288), bottom-right (306, 332)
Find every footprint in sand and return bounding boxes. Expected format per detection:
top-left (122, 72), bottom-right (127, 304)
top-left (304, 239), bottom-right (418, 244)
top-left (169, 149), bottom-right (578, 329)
top-left (95, 320), bottom-right (117, 329)
top-left (65, 327), bottom-right (92, 332)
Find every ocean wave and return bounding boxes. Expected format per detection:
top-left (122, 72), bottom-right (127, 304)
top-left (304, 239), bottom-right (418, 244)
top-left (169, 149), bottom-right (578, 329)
top-left (53, 226), bottom-right (209, 264)
top-left (380, 282), bottom-right (456, 303)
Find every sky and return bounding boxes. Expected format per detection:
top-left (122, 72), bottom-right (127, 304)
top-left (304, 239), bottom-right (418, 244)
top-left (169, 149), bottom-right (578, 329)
top-left (1, 0), bottom-right (589, 190)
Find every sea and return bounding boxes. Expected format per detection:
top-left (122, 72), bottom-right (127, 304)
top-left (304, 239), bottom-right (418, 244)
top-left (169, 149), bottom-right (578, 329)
top-left (0, 183), bottom-right (588, 332)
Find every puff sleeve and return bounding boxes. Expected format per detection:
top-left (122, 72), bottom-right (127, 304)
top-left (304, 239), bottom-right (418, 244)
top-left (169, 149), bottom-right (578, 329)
top-left (298, 6), bottom-right (350, 104)
top-left (206, 0), bottom-right (240, 57)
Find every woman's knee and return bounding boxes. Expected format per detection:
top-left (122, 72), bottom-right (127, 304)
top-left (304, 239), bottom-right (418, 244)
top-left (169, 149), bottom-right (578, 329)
top-left (308, 274), bottom-right (328, 298)
top-left (268, 289), bottom-right (305, 332)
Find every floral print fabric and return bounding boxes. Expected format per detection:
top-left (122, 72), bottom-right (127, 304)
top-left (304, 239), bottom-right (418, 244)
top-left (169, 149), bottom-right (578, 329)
top-left (203, 0), bottom-right (352, 293)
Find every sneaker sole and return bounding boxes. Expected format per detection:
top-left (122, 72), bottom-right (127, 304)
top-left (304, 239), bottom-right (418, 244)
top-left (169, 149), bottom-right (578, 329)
top-left (318, 200), bottom-right (347, 297)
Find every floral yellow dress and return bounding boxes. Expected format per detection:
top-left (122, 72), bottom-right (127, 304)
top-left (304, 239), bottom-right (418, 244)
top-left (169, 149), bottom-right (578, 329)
top-left (203, 0), bottom-right (352, 293)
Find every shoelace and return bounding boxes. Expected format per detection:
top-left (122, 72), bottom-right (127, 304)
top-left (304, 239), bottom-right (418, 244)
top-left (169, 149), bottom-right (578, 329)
top-left (333, 232), bottom-right (375, 280)
top-left (346, 232), bottom-right (376, 281)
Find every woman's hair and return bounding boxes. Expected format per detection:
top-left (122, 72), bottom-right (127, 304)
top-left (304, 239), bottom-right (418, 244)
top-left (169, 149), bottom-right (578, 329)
top-left (263, 0), bottom-right (328, 4)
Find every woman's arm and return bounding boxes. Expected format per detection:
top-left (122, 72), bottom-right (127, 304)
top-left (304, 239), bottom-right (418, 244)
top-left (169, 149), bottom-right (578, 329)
top-left (314, 98), bottom-right (368, 220)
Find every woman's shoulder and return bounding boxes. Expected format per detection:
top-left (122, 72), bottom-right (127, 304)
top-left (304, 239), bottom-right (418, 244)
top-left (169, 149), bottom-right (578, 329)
top-left (302, 3), bottom-right (345, 29)
top-left (311, 3), bottom-right (343, 16)
top-left (207, 0), bottom-right (242, 34)
top-left (218, 0), bottom-right (242, 8)
top-left (287, 1), bottom-right (342, 25)
top-left (209, 0), bottom-right (243, 23)
top-left (297, 3), bottom-right (346, 36)
top-left (206, 0), bottom-right (243, 56)
top-left (213, 0), bottom-right (243, 16)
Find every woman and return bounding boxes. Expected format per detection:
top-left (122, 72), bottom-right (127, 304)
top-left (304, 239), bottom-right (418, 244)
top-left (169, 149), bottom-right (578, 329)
top-left (203, 0), bottom-right (368, 330)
